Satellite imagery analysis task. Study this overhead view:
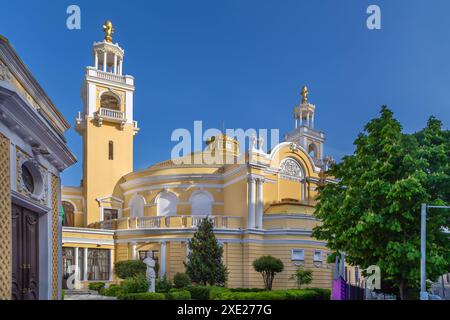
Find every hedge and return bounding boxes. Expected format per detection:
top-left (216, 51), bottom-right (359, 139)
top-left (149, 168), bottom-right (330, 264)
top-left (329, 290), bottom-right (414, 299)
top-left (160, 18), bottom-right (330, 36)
top-left (88, 282), bottom-right (106, 292)
top-left (121, 275), bottom-right (149, 294)
top-left (212, 288), bottom-right (331, 300)
top-left (101, 284), bottom-right (123, 297)
top-left (173, 273), bottom-right (192, 289)
top-left (118, 292), bottom-right (166, 300)
top-left (165, 289), bottom-right (191, 300)
top-left (188, 286), bottom-right (211, 300)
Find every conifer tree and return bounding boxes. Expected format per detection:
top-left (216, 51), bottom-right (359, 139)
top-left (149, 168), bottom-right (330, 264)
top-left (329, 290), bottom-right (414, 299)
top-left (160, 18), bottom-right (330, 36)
top-left (185, 218), bottom-right (228, 286)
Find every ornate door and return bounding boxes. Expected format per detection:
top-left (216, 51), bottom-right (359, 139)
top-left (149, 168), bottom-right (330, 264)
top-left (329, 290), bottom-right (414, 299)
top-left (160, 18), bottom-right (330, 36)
top-left (11, 204), bottom-right (39, 300)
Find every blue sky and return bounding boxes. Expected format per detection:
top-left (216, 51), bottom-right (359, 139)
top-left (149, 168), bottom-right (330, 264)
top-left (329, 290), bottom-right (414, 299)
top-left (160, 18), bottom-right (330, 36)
top-left (1, 0), bottom-right (449, 186)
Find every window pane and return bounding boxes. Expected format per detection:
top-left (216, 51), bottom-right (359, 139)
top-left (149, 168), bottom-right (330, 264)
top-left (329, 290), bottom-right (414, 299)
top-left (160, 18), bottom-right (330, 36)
top-left (103, 209), bottom-right (118, 221)
top-left (87, 249), bottom-right (110, 281)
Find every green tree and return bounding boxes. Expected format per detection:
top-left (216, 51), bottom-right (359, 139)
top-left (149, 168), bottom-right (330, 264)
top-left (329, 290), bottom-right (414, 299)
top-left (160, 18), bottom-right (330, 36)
top-left (290, 268), bottom-right (313, 289)
top-left (252, 255), bottom-right (284, 290)
top-left (185, 218), bottom-right (228, 286)
top-left (313, 107), bottom-right (449, 300)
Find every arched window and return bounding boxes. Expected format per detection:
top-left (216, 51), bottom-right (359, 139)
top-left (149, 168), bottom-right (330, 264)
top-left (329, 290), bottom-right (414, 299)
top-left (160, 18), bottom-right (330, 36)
top-left (189, 190), bottom-right (213, 215)
top-left (308, 143), bottom-right (318, 159)
top-left (129, 195), bottom-right (145, 218)
top-left (100, 93), bottom-right (120, 110)
top-left (62, 201), bottom-right (75, 227)
top-left (156, 191), bottom-right (178, 216)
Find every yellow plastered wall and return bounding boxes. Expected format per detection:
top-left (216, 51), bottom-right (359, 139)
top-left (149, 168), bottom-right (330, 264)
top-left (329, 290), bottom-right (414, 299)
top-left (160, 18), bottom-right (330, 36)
top-left (84, 121), bottom-right (134, 224)
top-left (167, 241), bottom-right (186, 279)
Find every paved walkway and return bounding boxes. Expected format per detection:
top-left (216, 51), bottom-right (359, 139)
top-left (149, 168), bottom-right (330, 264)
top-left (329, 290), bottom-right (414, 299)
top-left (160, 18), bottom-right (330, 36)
top-left (65, 294), bottom-right (117, 300)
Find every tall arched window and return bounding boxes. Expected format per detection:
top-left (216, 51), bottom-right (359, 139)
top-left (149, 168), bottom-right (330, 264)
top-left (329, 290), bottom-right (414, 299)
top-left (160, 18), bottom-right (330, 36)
top-left (62, 201), bottom-right (75, 227)
top-left (129, 195), bottom-right (145, 218)
top-left (189, 190), bottom-right (213, 215)
top-left (308, 143), bottom-right (318, 159)
top-left (156, 191), bottom-right (178, 216)
top-left (100, 92), bottom-right (120, 110)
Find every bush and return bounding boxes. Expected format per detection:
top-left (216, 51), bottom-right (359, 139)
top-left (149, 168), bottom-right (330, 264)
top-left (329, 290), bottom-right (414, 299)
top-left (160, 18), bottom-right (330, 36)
top-left (155, 275), bottom-right (173, 293)
top-left (212, 288), bottom-right (331, 300)
top-left (165, 289), bottom-right (191, 300)
top-left (188, 285), bottom-right (211, 300)
top-left (209, 286), bottom-right (229, 300)
top-left (290, 268), bottom-right (313, 289)
top-left (229, 288), bottom-right (264, 293)
top-left (118, 292), bottom-right (165, 300)
top-left (114, 260), bottom-right (146, 279)
top-left (121, 275), bottom-right (149, 294)
top-left (102, 284), bottom-right (123, 297)
top-left (173, 273), bottom-right (192, 289)
top-left (88, 282), bottom-right (106, 292)
top-left (252, 256), bottom-right (284, 290)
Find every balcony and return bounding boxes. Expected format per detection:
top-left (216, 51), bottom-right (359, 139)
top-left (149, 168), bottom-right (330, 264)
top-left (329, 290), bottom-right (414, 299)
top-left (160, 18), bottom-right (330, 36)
top-left (88, 215), bottom-right (242, 231)
top-left (94, 107), bottom-right (126, 128)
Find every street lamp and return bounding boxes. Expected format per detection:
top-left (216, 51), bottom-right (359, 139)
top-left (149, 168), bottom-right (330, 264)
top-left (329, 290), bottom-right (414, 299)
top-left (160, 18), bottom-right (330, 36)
top-left (420, 203), bottom-right (450, 300)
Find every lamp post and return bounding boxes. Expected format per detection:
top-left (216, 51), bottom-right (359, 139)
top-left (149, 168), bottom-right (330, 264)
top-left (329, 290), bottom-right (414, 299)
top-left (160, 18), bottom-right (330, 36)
top-left (420, 203), bottom-right (450, 300)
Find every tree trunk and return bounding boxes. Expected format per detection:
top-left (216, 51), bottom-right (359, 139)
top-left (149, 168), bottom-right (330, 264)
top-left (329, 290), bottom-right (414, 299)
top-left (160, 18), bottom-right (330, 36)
top-left (399, 278), bottom-right (409, 300)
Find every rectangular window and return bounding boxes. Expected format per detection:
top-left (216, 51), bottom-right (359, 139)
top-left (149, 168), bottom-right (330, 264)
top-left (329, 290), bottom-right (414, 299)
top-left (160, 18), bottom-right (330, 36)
top-left (108, 141), bottom-right (114, 160)
top-left (313, 250), bottom-right (323, 262)
top-left (103, 209), bottom-right (118, 221)
top-left (87, 249), bottom-right (110, 281)
top-left (291, 249), bottom-right (305, 261)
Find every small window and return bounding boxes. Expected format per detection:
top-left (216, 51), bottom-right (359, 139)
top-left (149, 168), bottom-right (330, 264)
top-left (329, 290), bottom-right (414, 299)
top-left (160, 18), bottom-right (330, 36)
top-left (313, 250), bottom-right (323, 262)
top-left (291, 249), bottom-right (305, 261)
top-left (21, 164), bottom-right (35, 193)
top-left (108, 141), bottom-right (114, 160)
top-left (103, 209), bottom-right (118, 221)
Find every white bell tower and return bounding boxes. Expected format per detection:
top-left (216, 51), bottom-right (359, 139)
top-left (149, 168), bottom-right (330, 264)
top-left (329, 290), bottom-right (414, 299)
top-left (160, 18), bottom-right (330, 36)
top-left (285, 86), bottom-right (325, 163)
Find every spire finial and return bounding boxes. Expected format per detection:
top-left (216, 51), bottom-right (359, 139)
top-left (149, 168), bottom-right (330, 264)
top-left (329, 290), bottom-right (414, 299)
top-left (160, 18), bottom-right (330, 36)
top-left (102, 20), bottom-right (115, 43)
top-left (301, 85), bottom-right (308, 104)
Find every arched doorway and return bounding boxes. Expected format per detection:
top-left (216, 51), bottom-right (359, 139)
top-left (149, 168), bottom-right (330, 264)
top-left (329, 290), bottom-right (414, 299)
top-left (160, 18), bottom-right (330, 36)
top-left (62, 201), bottom-right (75, 227)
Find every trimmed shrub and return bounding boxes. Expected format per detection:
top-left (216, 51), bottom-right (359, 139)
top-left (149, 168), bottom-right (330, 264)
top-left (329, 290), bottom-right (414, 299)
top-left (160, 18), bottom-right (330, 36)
top-left (102, 284), bottom-right (123, 297)
top-left (188, 285), bottom-right (211, 300)
top-left (155, 275), bottom-right (173, 293)
top-left (165, 289), bottom-right (191, 300)
top-left (118, 292), bottom-right (165, 300)
top-left (88, 282), bottom-right (106, 292)
top-left (228, 288), bottom-right (264, 293)
top-left (121, 275), bottom-right (149, 294)
top-left (212, 288), bottom-right (331, 300)
top-left (114, 260), bottom-right (146, 279)
top-left (253, 256), bottom-right (284, 290)
top-left (173, 273), bottom-right (192, 289)
top-left (209, 286), bottom-right (229, 300)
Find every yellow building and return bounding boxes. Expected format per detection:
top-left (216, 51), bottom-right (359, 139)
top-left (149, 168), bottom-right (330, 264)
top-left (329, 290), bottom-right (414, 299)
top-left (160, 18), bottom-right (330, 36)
top-left (61, 23), bottom-right (335, 290)
top-left (0, 35), bottom-right (76, 300)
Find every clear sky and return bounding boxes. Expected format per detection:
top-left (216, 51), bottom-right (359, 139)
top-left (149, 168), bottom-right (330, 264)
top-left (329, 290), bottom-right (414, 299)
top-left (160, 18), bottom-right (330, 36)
top-left (1, 0), bottom-right (449, 186)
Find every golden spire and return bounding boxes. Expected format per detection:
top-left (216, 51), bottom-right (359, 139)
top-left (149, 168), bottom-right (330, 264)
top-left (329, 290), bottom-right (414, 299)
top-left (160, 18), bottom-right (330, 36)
top-left (301, 85), bottom-right (308, 104)
top-left (102, 20), bottom-right (115, 43)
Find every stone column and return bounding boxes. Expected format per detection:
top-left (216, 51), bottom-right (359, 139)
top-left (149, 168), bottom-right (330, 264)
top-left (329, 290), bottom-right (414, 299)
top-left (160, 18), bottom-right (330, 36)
top-left (307, 112), bottom-right (310, 127)
top-left (160, 241), bottom-right (167, 279)
top-left (131, 242), bottom-right (137, 260)
top-left (103, 51), bottom-right (107, 72)
top-left (109, 249), bottom-right (114, 281)
top-left (248, 177), bottom-right (256, 229)
top-left (74, 247), bottom-right (79, 281)
top-left (119, 59), bottom-right (123, 75)
top-left (256, 179), bottom-right (264, 229)
top-left (83, 248), bottom-right (88, 281)
top-left (94, 52), bottom-right (98, 69)
top-left (113, 54), bottom-right (118, 74)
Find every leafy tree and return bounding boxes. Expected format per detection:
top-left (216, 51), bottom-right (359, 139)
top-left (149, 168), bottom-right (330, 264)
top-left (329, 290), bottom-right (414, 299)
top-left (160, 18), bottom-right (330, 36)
top-left (173, 272), bottom-right (192, 289)
top-left (252, 255), bottom-right (284, 290)
top-left (290, 268), bottom-right (313, 289)
top-left (114, 260), bottom-right (146, 279)
top-left (313, 107), bottom-right (449, 300)
top-left (185, 218), bottom-right (228, 286)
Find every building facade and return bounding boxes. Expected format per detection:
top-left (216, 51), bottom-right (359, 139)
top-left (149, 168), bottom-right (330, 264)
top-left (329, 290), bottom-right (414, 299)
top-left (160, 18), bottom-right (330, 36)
top-left (61, 24), bottom-right (335, 290)
top-left (0, 36), bottom-right (76, 299)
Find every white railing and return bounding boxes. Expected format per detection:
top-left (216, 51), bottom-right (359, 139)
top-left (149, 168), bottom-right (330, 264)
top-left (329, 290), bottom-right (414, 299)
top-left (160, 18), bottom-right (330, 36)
top-left (89, 215), bottom-right (242, 230)
top-left (95, 69), bottom-right (126, 83)
top-left (97, 107), bottom-right (125, 120)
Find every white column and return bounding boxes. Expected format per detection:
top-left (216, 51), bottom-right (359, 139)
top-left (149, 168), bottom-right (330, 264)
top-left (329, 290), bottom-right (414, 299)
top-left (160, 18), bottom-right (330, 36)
top-left (256, 179), bottom-right (264, 229)
top-left (83, 248), bottom-right (88, 281)
top-left (131, 242), bottom-right (137, 260)
top-left (307, 112), bottom-right (310, 127)
top-left (160, 241), bottom-right (166, 279)
top-left (103, 51), bottom-right (107, 72)
top-left (119, 59), bottom-right (123, 75)
top-left (74, 247), bottom-right (79, 281)
top-left (311, 113), bottom-right (315, 129)
top-left (94, 52), bottom-right (98, 69)
top-left (295, 118), bottom-right (298, 129)
top-left (109, 249), bottom-right (114, 281)
top-left (248, 177), bottom-right (256, 229)
top-left (300, 111), bottom-right (303, 126)
top-left (113, 54), bottom-right (118, 74)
